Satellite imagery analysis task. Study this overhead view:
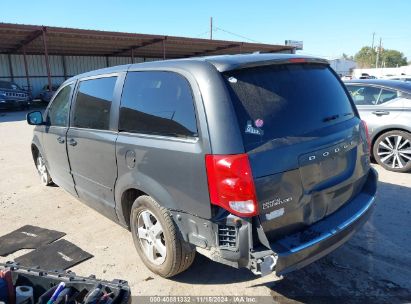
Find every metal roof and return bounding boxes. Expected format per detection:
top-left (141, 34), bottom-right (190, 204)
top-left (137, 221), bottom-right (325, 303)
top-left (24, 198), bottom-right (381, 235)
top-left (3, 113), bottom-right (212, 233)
top-left (0, 23), bottom-right (294, 58)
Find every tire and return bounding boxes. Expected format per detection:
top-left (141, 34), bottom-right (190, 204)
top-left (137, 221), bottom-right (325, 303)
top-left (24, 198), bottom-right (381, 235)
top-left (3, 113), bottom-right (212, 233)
top-left (36, 154), bottom-right (53, 186)
top-left (130, 195), bottom-right (196, 277)
top-left (373, 130), bottom-right (411, 173)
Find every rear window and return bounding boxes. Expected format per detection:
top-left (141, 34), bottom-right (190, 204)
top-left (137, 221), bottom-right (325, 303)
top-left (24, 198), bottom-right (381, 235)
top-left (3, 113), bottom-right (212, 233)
top-left (224, 64), bottom-right (355, 150)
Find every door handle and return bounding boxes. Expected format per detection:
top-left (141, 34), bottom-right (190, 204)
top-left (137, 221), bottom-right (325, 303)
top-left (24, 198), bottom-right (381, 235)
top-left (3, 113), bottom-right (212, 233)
top-left (68, 138), bottom-right (77, 146)
top-left (372, 110), bottom-right (389, 116)
top-left (57, 136), bottom-right (65, 144)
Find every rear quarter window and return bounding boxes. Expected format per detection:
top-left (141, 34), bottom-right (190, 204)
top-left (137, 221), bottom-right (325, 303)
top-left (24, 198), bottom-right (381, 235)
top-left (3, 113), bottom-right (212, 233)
top-left (119, 71), bottom-right (197, 138)
top-left (224, 64), bottom-right (355, 150)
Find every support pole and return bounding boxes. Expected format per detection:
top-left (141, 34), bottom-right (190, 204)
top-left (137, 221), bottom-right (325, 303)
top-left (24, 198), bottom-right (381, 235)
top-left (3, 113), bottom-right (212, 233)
top-left (106, 56), bottom-right (109, 67)
top-left (375, 37), bottom-right (382, 68)
top-left (42, 27), bottom-right (52, 92)
top-left (62, 55), bottom-right (67, 80)
top-left (131, 48), bottom-right (134, 64)
top-left (22, 46), bottom-right (31, 94)
top-left (210, 17), bottom-right (213, 40)
top-left (162, 39), bottom-right (166, 60)
top-left (7, 54), bottom-right (14, 82)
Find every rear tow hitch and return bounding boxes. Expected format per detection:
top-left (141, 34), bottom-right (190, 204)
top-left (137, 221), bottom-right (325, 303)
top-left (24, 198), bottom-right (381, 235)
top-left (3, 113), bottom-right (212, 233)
top-left (251, 254), bottom-right (278, 276)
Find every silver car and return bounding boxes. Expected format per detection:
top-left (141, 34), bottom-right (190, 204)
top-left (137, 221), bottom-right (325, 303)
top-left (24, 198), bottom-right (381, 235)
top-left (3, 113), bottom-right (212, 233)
top-left (345, 79), bottom-right (411, 172)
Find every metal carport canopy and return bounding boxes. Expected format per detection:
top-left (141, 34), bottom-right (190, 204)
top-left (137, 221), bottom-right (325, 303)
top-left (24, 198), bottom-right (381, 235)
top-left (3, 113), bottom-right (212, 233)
top-left (0, 23), bottom-right (294, 58)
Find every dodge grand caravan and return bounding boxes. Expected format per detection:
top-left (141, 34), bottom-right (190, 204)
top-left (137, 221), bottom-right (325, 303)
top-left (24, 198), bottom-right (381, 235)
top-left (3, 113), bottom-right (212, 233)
top-left (27, 54), bottom-right (378, 278)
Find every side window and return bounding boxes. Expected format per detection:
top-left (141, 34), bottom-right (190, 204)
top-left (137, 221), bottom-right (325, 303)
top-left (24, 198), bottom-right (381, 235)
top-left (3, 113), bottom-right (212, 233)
top-left (119, 71), bottom-right (197, 137)
top-left (47, 84), bottom-right (73, 127)
top-left (72, 77), bottom-right (117, 130)
top-left (346, 85), bottom-right (381, 105)
top-left (378, 89), bottom-right (398, 104)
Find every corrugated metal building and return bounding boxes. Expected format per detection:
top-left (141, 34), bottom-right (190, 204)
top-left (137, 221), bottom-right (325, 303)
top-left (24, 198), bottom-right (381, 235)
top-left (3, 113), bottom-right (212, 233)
top-left (0, 23), bottom-right (294, 98)
top-left (0, 54), bottom-right (152, 97)
top-left (328, 58), bottom-right (357, 77)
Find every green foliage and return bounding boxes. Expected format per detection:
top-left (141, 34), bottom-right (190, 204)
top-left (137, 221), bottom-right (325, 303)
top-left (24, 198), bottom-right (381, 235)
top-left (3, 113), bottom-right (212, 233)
top-left (381, 50), bottom-right (407, 67)
top-left (354, 46), bottom-right (408, 68)
top-left (354, 47), bottom-right (376, 68)
top-left (342, 53), bottom-right (354, 60)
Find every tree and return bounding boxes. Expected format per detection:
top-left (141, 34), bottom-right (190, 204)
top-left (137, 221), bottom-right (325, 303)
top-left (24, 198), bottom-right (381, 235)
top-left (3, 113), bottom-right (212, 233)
top-left (354, 47), bottom-right (377, 68)
top-left (381, 50), bottom-right (407, 67)
top-left (354, 46), bottom-right (407, 68)
top-left (342, 53), bottom-right (354, 60)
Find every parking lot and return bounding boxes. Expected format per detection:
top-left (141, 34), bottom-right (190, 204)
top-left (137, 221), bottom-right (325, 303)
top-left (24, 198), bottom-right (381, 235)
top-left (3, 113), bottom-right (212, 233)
top-left (0, 109), bottom-right (410, 303)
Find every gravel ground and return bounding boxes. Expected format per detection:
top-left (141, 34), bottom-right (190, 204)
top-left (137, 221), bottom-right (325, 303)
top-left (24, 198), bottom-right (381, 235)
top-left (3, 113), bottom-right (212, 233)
top-left (0, 109), bottom-right (410, 303)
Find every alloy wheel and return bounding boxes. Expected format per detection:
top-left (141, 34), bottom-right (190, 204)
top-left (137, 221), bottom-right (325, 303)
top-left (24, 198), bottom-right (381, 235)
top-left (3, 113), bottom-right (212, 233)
top-left (36, 156), bottom-right (49, 185)
top-left (137, 210), bottom-right (167, 265)
top-left (377, 135), bottom-right (411, 169)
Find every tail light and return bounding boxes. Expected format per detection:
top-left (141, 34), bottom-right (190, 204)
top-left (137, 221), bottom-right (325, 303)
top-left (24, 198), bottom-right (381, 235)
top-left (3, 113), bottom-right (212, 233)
top-left (205, 154), bottom-right (258, 217)
top-left (361, 120), bottom-right (371, 152)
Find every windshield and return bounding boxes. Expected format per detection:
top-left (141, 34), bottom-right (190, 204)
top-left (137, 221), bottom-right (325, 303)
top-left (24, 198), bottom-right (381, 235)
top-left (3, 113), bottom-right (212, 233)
top-left (224, 64), bottom-right (356, 151)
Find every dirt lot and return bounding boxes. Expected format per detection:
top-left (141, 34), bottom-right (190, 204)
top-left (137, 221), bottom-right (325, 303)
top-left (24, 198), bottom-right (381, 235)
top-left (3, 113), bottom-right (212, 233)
top-left (0, 109), bottom-right (410, 303)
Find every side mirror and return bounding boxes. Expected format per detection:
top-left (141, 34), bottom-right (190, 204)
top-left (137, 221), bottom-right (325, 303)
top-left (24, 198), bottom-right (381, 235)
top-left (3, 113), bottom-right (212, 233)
top-left (27, 111), bottom-right (44, 125)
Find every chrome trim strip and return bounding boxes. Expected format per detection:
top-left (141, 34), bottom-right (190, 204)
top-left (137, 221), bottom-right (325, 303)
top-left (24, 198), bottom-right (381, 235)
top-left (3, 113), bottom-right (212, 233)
top-left (118, 131), bottom-right (199, 143)
top-left (289, 195), bottom-right (375, 253)
top-left (337, 196), bottom-right (375, 230)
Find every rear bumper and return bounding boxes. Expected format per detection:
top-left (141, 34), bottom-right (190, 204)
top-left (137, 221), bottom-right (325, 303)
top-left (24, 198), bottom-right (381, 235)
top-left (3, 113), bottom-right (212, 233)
top-left (268, 167), bottom-right (377, 275)
top-left (173, 168), bottom-right (377, 276)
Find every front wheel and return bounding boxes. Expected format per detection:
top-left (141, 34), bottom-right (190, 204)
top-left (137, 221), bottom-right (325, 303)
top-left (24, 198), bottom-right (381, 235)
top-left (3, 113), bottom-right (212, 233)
top-left (36, 154), bottom-right (53, 185)
top-left (373, 130), bottom-right (411, 173)
top-left (130, 195), bottom-right (196, 278)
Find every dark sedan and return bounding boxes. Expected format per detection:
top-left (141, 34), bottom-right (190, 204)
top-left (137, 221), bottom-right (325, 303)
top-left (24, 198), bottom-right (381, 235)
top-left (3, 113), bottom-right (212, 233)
top-left (345, 79), bottom-right (411, 172)
top-left (38, 84), bottom-right (60, 103)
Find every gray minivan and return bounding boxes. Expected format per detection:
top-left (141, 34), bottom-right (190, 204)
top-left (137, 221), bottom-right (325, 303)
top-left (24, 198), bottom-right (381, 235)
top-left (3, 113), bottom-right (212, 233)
top-left (27, 54), bottom-right (377, 278)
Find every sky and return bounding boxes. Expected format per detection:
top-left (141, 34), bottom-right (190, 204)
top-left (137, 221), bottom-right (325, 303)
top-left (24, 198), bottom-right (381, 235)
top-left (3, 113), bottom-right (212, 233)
top-left (2, 0), bottom-right (410, 60)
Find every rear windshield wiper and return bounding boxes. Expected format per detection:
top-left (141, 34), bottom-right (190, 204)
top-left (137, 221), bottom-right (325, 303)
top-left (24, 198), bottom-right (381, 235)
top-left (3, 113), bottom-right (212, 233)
top-left (323, 112), bottom-right (353, 122)
top-left (323, 114), bottom-right (339, 122)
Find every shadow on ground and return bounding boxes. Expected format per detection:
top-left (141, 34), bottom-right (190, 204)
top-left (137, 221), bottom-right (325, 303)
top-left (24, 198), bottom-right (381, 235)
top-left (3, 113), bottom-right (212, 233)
top-left (173, 253), bottom-right (256, 284)
top-left (0, 105), bottom-right (45, 123)
top-left (175, 181), bottom-right (411, 303)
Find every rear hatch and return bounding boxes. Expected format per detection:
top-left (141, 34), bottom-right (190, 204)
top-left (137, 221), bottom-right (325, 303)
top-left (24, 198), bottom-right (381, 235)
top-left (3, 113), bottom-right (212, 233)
top-left (223, 62), bottom-right (370, 241)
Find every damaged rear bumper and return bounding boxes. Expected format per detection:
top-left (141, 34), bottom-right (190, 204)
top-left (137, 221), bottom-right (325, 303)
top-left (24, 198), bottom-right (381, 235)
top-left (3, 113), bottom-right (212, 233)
top-left (253, 167), bottom-right (378, 275)
top-left (173, 168), bottom-right (377, 276)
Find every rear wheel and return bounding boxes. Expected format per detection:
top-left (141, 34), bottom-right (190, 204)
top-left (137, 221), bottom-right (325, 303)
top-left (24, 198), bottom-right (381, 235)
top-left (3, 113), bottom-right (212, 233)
top-left (130, 195), bottom-right (196, 277)
top-left (36, 154), bottom-right (53, 185)
top-left (373, 130), bottom-right (411, 173)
